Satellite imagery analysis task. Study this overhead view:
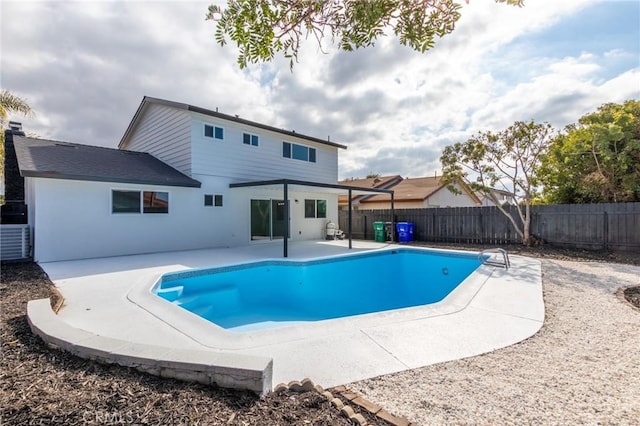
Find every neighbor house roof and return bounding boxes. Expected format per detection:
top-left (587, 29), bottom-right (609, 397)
top-left (119, 96), bottom-right (348, 150)
top-left (338, 175), bottom-right (403, 189)
top-left (360, 176), bottom-right (481, 204)
top-left (13, 136), bottom-right (201, 188)
top-left (337, 175), bottom-right (403, 205)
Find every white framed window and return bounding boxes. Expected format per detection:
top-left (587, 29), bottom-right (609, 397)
top-left (243, 132), bottom-right (259, 146)
top-left (283, 142), bottom-right (316, 163)
top-left (304, 199), bottom-right (326, 218)
top-left (112, 190), bottom-right (169, 214)
top-left (204, 124), bottom-right (224, 140)
top-left (204, 194), bottom-right (223, 207)
top-left (112, 190), bottom-right (141, 213)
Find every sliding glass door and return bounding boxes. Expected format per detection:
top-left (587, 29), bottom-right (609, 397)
top-left (250, 199), bottom-right (288, 240)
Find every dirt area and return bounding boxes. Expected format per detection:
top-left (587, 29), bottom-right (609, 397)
top-left (0, 262), bottom-right (386, 425)
top-left (412, 241), bottom-right (640, 266)
top-left (1, 243), bottom-right (638, 425)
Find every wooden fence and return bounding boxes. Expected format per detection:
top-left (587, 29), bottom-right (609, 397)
top-left (338, 202), bottom-right (640, 251)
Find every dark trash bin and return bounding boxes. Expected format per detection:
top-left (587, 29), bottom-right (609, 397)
top-left (384, 222), bottom-right (394, 241)
top-left (396, 222), bottom-right (414, 243)
top-left (373, 221), bottom-right (386, 242)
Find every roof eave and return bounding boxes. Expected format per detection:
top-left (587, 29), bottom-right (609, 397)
top-left (20, 171), bottom-right (202, 188)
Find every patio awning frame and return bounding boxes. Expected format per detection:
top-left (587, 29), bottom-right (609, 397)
top-left (229, 178), bottom-right (395, 257)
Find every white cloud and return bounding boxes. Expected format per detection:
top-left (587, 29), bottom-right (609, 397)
top-left (1, 0), bottom-right (637, 181)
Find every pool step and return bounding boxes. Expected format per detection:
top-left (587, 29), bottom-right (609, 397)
top-left (156, 285), bottom-right (184, 301)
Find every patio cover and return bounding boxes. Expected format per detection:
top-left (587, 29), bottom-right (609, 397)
top-left (229, 179), bottom-right (395, 257)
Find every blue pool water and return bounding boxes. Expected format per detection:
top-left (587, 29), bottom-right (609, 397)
top-left (154, 248), bottom-right (484, 332)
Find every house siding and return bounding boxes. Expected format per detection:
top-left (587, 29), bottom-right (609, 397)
top-left (122, 104), bottom-right (192, 176)
top-left (189, 113), bottom-right (338, 184)
top-left (428, 183), bottom-right (478, 207)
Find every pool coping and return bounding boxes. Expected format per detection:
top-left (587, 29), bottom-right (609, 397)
top-left (28, 241), bottom-right (544, 394)
top-left (127, 247), bottom-right (498, 350)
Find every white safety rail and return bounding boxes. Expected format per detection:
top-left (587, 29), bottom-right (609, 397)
top-left (479, 248), bottom-right (511, 269)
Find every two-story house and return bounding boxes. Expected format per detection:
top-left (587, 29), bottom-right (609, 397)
top-left (10, 96), bottom-right (391, 262)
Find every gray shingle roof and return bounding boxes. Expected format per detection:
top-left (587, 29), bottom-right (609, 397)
top-left (13, 136), bottom-right (201, 188)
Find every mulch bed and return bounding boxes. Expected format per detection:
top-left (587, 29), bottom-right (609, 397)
top-left (623, 286), bottom-right (640, 310)
top-left (0, 262), bottom-right (383, 425)
top-left (2, 244), bottom-right (637, 425)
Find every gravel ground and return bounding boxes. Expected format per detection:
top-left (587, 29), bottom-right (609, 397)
top-left (350, 259), bottom-right (640, 425)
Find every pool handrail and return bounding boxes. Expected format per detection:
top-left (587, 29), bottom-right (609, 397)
top-left (479, 248), bottom-right (511, 269)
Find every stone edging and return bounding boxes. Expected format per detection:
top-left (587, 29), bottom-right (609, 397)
top-left (274, 379), bottom-right (413, 426)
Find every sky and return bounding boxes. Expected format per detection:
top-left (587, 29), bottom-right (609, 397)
top-left (1, 0), bottom-right (639, 181)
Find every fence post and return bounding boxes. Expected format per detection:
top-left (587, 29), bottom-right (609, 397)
top-left (603, 211), bottom-right (608, 250)
top-left (364, 215), bottom-right (368, 240)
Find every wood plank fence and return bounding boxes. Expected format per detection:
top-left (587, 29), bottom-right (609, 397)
top-left (338, 202), bottom-right (640, 251)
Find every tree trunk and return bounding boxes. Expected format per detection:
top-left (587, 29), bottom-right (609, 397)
top-left (523, 203), bottom-right (531, 245)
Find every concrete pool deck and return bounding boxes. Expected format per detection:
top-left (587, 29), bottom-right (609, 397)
top-left (28, 240), bottom-right (543, 393)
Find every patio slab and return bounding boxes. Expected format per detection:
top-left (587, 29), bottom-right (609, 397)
top-left (34, 240), bottom-right (543, 391)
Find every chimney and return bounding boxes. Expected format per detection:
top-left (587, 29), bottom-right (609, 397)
top-left (3, 125), bottom-right (26, 204)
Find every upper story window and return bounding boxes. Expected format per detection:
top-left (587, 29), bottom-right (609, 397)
top-left (283, 142), bottom-right (316, 163)
top-left (243, 133), bottom-right (259, 146)
top-left (112, 190), bottom-right (169, 214)
top-left (204, 124), bottom-right (224, 140)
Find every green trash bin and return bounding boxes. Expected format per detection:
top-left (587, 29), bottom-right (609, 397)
top-left (373, 221), bottom-right (386, 242)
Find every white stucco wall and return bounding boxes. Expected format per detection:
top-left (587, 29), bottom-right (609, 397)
top-left (210, 177), bottom-right (339, 243)
top-left (30, 178), bottom-right (244, 262)
top-left (29, 177), bottom-right (339, 262)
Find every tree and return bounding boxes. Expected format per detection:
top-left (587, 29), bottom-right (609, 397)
top-left (0, 90), bottom-right (32, 125)
top-left (539, 100), bottom-right (640, 204)
top-left (440, 121), bottom-right (554, 245)
top-left (207, 0), bottom-right (524, 69)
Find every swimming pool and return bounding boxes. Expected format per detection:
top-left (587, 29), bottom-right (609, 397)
top-left (153, 248), bottom-right (485, 332)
